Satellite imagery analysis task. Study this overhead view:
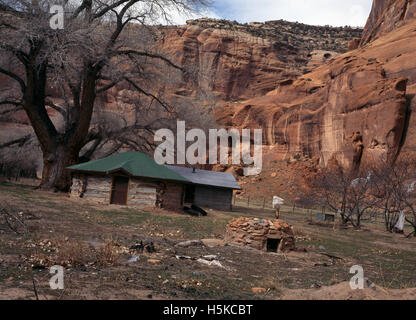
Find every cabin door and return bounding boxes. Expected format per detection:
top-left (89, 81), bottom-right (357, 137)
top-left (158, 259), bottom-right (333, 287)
top-left (110, 176), bottom-right (129, 205)
top-left (184, 185), bottom-right (195, 204)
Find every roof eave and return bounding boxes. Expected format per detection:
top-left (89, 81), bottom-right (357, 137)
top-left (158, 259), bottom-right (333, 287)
top-left (192, 182), bottom-right (242, 190)
top-left (66, 167), bottom-right (191, 184)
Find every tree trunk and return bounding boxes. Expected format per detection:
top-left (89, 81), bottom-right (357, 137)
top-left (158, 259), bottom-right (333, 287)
top-left (39, 145), bottom-right (79, 192)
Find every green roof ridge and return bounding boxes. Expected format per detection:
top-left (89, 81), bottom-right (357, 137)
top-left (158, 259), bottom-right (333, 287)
top-left (67, 151), bottom-right (190, 183)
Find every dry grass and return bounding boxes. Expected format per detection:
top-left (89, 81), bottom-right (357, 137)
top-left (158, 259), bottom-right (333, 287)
top-left (95, 238), bottom-right (123, 267)
top-left (1, 181), bottom-right (416, 300)
top-left (28, 236), bottom-right (123, 269)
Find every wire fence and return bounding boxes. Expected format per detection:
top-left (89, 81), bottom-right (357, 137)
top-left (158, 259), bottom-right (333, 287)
top-left (232, 195), bottom-right (387, 225)
top-left (232, 195), bottom-right (323, 214)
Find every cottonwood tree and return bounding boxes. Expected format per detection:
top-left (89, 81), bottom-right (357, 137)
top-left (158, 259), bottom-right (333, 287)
top-left (82, 93), bottom-right (216, 161)
top-left (312, 165), bottom-right (352, 225)
top-left (0, 0), bottom-right (210, 191)
top-left (312, 164), bottom-right (376, 228)
top-left (371, 159), bottom-right (410, 232)
top-left (387, 157), bottom-right (416, 237)
top-left (402, 189), bottom-right (416, 237)
top-left (370, 157), bottom-right (416, 236)
top-left (347, 170), bottom-right (378, 228)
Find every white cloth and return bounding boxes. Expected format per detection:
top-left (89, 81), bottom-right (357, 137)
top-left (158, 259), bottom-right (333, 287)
top-left (395, 211), bottom-right (406, 231)
top-left (273, 196), bottom-right (284, 209)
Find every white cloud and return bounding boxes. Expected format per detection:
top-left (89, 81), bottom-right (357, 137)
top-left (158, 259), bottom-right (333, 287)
top-left (210, 0), bottom-right (373, 27)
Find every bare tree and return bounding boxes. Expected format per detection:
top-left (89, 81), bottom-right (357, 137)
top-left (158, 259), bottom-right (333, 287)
top-left (0, 0), bottom-right (210, 191)
top-left (312, 165), bottom-right (351, 225)
top-left (371, 159), bottom-right (410, 232)
top-left (347, 170), bottom-right (377, 228)
top-left (312, 164), bottom-right (376, 228)
top-left (387, 157), bottom-right (416, 237)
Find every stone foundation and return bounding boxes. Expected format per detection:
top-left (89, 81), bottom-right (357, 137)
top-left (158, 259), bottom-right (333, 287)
top-left (225, 217), bottom-right (296, 252)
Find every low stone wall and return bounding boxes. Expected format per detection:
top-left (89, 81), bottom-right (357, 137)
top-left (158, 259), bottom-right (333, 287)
top-left (225, 217), bottom-right (296, 252)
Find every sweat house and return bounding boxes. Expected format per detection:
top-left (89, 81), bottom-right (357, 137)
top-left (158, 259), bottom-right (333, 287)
top-left (67, 151), bottom-right (241, 211)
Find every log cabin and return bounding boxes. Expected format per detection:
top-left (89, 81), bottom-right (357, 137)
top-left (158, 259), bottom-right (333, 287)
top-left (67, 152), bottom-right (241, 211)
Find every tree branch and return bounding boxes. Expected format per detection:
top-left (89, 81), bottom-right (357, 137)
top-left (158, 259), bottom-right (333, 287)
top-left (0, 67), bottom-right (26, 92)
top-left (0, 134), bottom-right (31, 149)
top-left (45, 100), bottom-right (67, 119)
top-left (116, 49), bottom-right (183, 71)
top-left (124, 76), bottom-right (173, 112)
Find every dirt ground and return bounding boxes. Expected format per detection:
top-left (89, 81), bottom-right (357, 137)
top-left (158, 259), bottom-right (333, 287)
top-left (281, 282), bottom-right (416, 300)
top-left (1, 180), bottom-right (416, 300)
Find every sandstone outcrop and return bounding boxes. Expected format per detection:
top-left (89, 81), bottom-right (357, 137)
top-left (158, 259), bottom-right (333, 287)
top-left (360, 0), bottom-right (416, 46)
top-left (217, 3), bottom-right (416, 170)
top-left (157, 19), bottom-right (361, 101)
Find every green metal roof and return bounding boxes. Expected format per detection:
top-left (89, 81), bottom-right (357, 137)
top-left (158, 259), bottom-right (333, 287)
top-left (67, 151), bottom-right (190, 183)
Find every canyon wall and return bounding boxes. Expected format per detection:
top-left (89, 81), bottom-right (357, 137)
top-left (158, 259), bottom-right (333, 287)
top-left (361, 0), bottom-right (416, 45)
top-left (218, 0), bottom-right (416, 170)
top-left (4, 2), bottom-right (416, 175)
top-left (156, 19), bottom-right (362, 102)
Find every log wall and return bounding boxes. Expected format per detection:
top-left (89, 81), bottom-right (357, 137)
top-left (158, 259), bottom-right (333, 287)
top-left (128, 178), bottom-right (158, 207)
top-left (161, 182), bottom-right (184, 209)
top-left (70, 175), bottom-right (111, 204)
top-left (70, 174), bottom-right (184, 209)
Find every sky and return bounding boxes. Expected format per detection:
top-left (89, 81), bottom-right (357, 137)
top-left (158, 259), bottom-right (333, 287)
top-left (177, 0), bottom-right (374, 27)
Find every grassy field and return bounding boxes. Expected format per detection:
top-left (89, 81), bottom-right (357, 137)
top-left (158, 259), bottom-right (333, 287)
top-left (1, 180), bottom-right (416, 300)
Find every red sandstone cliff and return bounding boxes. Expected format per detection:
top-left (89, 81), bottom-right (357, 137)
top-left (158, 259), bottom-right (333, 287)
top-left (360, 0), bottom-right (416, 46)
top-left (217, 0), bottom-right (416, 171)
top-left (3, 2), bottom-right (416, 178)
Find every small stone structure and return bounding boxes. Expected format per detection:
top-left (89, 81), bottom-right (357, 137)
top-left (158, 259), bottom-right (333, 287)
top-left (225, 217), bottom-right (296, 253)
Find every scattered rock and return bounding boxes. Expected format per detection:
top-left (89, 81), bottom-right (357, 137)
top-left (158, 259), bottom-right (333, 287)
top-left (127, 256), bottom-right (139, 263)
top-left (251, 287), bottom-right (267, 294)
top-left (175, 240), bottom-right (203, 248)
top-left (201, 239), bottom-right (225, 248)
top-left (175, 255), bottom-right (192, 260)
top-left (147, 259), bottom-right (161, 264)
top-left (202, 255), bottom-right (219, 261)
top-left (196, 258), bottom-right (225, 269)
